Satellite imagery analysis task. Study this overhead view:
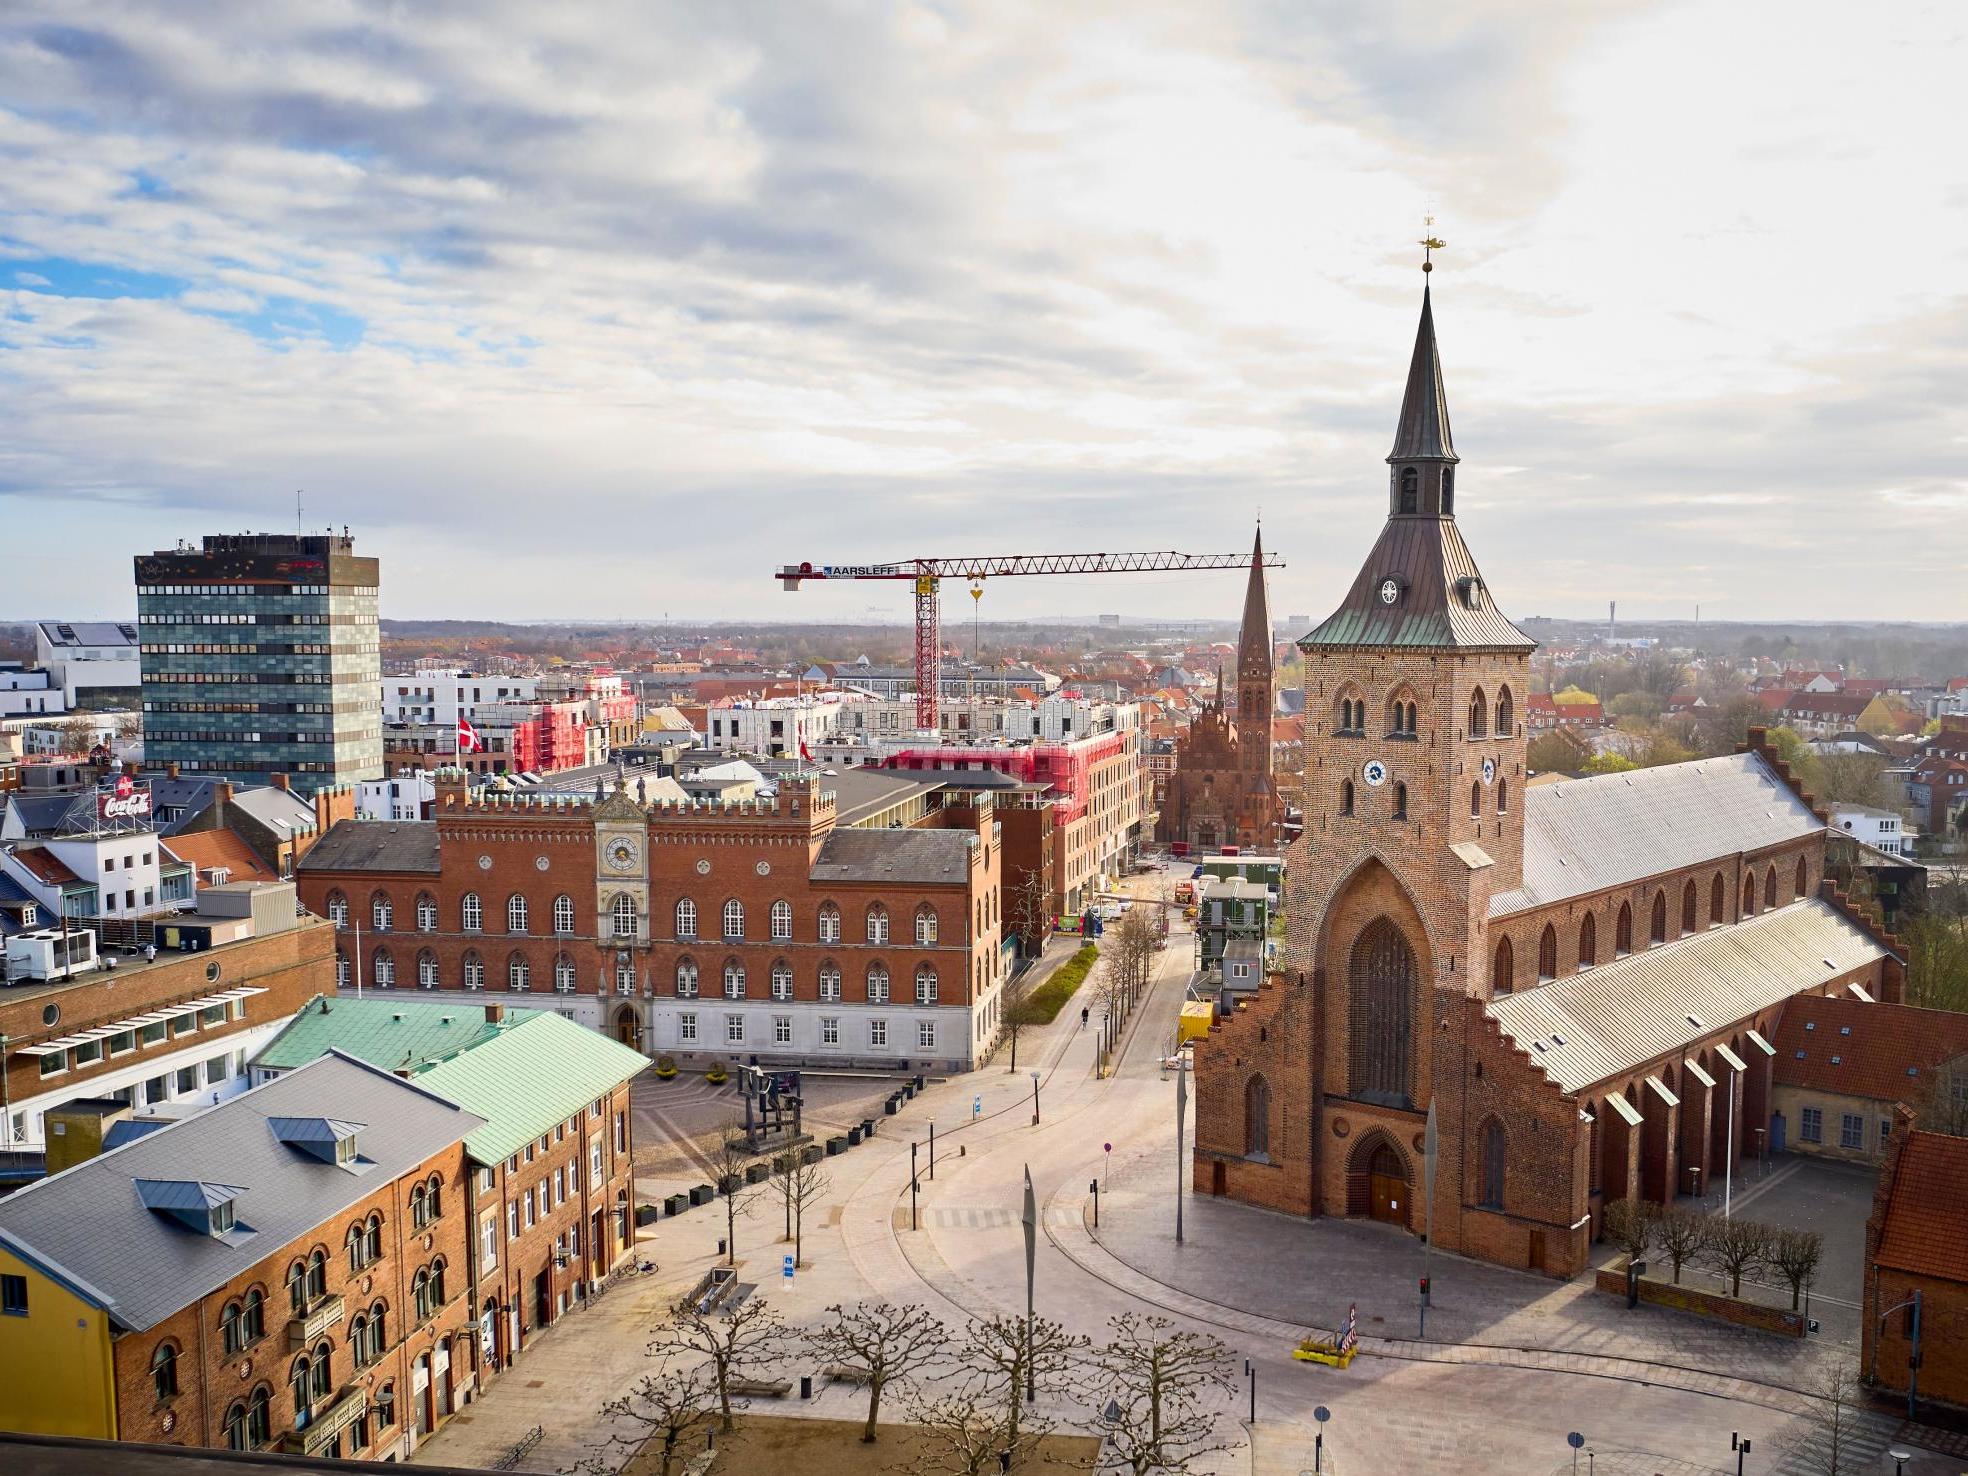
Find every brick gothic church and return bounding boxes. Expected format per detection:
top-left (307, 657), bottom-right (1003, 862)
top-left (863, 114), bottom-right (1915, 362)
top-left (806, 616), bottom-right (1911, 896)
top-left (1155, 527), bottom-right (1281, 854)
top-left (1190, 278), bottom-right (1903, 1278)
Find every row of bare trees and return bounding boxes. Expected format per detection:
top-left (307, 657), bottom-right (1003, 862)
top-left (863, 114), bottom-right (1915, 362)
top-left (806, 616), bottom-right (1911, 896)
top-left (1603, 1199), bottom-right (1822, 1306)
top-left (703, 1120), bottom-right (831, 1267)
top-left (587, 1300), bottom-right (1237, 1476)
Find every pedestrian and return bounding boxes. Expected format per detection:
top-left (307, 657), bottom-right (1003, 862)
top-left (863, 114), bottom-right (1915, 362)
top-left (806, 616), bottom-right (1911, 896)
top-left (144, 942), bottom-right (156, 963)
top-left (1080, 1006), bottom-right (1089, 1030)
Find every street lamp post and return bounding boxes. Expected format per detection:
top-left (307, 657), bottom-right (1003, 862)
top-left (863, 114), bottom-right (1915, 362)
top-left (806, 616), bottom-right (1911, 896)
top-left (928, 1118), bottom-right (936, 1181)
top-left (1030, 1069), bottom-right (1041, 1126)
top-left (910, 1142), bottom-right (919, 1232)
top-left (1243, 1358), bottom-right (1255, 1426)
top-left (1730, 1432), bottom-right (1751, 1476)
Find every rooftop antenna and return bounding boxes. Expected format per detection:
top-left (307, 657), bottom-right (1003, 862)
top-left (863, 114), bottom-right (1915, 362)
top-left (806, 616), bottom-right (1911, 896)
top-left (296, 490), bottom-right (304, 537)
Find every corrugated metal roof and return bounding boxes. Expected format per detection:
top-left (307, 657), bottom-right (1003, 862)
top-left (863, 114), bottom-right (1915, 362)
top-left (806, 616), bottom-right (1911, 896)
top-left (1490, 752), bottom-right (1823, 917)
top-left (415, 1013), bottom-right (650, 1165)
top-left (0, 1053), bottom-right (481, 1332)
top-left (255, 994), bottom-right (546, 1074)
top-left (1487, 899), bottom-right (1885, 1095)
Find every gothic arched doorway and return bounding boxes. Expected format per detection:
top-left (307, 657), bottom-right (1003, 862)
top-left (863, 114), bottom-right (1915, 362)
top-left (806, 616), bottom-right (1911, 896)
top-left (1196, 822), bottom-right (1219, 852)
top-left (1368, 1143), bottom-right (1408, 1224)
top-left (613, 1006), bottom-right (641, 1050)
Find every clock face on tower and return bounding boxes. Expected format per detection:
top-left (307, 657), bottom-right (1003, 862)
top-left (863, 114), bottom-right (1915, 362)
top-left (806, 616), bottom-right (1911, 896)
top-left (1379, 578), bottom-right (1400, 605)
top-left (1481, 757), bottom-right (1497, 785)
top-left (604, 836), bottom-right (639, 873)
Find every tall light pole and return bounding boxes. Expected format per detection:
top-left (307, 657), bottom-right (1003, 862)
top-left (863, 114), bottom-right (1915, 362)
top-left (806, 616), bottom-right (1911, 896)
top-left (1175, 1049), bottom-right (1187, 1244)
top-left (1021, 1165), bottom-right (1037, 1402)
top-left (1030, 1069), bottom-right (1041, 1126)
top-left (1724, 1058), bottom-right (1741, 1218)
top-left (928, 1117), bottom-right (936, 1181)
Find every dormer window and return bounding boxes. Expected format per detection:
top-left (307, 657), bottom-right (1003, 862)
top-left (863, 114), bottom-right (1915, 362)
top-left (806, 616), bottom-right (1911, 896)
top-left (270, 1116), bottom-right (367, 1169)
top-left (137, 1178), bottom-right (249, 1239)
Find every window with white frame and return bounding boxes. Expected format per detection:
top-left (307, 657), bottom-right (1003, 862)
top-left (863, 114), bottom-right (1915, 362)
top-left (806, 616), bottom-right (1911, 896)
top-left (917, 1020), bottom-right (936, 1049)
top-left (509, 955), bottom-right (529, 990)
top-left (462, 893), bottom-right (482, 932)
top-left (416, 894), bottom-right (437, 932)
top-left (723, 960), bottom-right (746, 998)
top-left (555, 955), bottom-right (576, 992)
top-left (866, 905), bottom-right (888, 944)
top-left (676, 959), bottom-right (699, 996)
top-left (373, 950), bottom-right (394, 987)
top-left (870, 1018), bottom-right (888, 1048)
top-left (1839, 1113), bottom-right (1864, 1150)
top-left (725, 1014), bottom-right (744, 1044)
top-left (771, 960), bottom-right (792, 1000)
top-left (418, 951), bottom-right (439, 988)
top-left (771, 900), bottom-right (792, 940)
top-left (819, 963), bottom-right (841, 1001)
top-left (679, 1013), bottom-right (697, 1042)
top-left (327, 893), bottom-right (348, 928)
top-left (463, 953), bottom-right (484, 989)
top-left (615, 960), bottom-right (635, 994)
top-left (722, 899), bottom-right (744, 939)
top-left (676, 898), bottom-right (697, 938)
top-left (774, 1016), bottom-right (792, 1045)
top-left (372, 896), bottom-right (392, 931)
top-left (508, 895), bottom-right (528, 933)
top-left (553, 895), bottom-right (574, 934)
top-left (821, 1017), bottom-right (840, 1046)
top-left (612, 894), bottom-right (638, 938)
top-left (915, 905), bottom-right (937, 945)
top-left (867, 964), bottom-right (889, 1004)
top-left (915, 965), bottom-right (937, 1004)
top-left (818, 903), bottom-right (840, 943)
top-left (1800, 1107), bottom-right (1822, 1143)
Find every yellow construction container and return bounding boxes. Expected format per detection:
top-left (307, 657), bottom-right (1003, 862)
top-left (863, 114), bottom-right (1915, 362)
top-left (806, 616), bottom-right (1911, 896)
top-left (1177, 1001), bottom-right (1215, 1047)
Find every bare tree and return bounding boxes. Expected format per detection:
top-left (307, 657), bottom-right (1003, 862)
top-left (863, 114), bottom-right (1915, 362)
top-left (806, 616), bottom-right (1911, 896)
top-left (773, 1154), bottom-right (830, 1268)
top-left (901, 1380), bottom-right (1018, 1476)
top-left (1768, 1226), bottom-right (1825, 1311)
top-left (1003, 987), bottom-right (1047, 1074)
top-left (961, 1311), bottom-right (1088, 1451)
top-left (804, 1300), bottom-right (950, 1443)
top-left (55, 715), bottom-right (98, 758)
top-left (570, 1361), bottom-right (716, 1476)
top-left (1089, 1313), bottom-right (1236, 1476)
top-left (647, 1292), bottom-right (787, 1432)
top-left (1652, 1205), bottom-right (1710, 1285)
top-left (709, 1119), bottom-right (765, 1266)
top-left (1914, 1055), bottom-right (1968, 1136)
top-left (1601, 1198), bottom-right (1654, 1262)
top-left (1009, 866), bottom-right (1051, 960)
top-left (1799, 1362), bottom-right (1860, 1476)
top-left (1701, 1215), bottom-right (1770, 1298)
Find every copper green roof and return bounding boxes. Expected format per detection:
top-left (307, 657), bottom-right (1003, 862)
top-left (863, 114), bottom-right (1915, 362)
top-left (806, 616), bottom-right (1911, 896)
top-left (255, 994), bottom-right (545, 1074)
top-left (253, 998), bottom-right (648, 1165)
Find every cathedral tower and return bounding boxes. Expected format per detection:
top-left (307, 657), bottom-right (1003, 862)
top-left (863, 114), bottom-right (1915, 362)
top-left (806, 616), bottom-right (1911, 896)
top-left (1235, 524), bottom-right (1274, 784)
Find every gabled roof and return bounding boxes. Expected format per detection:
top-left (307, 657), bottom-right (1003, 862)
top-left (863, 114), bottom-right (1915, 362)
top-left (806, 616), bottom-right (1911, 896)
top-left (255, 994), bottom-right (547, 1075)
top-left (1874, 1130), bottom-right (1968, 1283)
top-left (1489, 900), bottom-right (1887, 1095)
top-left (416, 1013), bottom-right (650, 1165)
top-left (226, 785), bottom-right (318, 835)
top-left (0, 1053), bottom-right (480, 1332)
top-left (295, 819), bottom-right (441, 875)
top-left (10, 848), bottom-right (83, 886)
top-left (1491, 751), bottom-right (1823, 917)
top-left (1772, 994), bottom-right (1968, 1104)
top-left (163, 830), bottom-right (277, 884)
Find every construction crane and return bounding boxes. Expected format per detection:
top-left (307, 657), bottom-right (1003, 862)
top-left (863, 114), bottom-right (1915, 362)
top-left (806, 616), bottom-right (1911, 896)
top-left (778, 549), bottom-right (1285, 731)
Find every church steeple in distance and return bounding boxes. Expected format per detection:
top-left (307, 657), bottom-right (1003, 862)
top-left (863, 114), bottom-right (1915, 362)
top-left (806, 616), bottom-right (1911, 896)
top-left (1387, 225), bottom-right (1458, 520)
top-left (1235, 522), bottom-right (1273, 772)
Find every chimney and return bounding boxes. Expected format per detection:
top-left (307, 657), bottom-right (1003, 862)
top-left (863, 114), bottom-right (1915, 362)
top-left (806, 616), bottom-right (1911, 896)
top-left (166, 761), bottom-right (180, 780)
top-left (212, 781), bottom-right (233, 828)
top-left (271, 772), bottom-right (291, 792)
top-left (485, 1003), bottom-right (506, 1025)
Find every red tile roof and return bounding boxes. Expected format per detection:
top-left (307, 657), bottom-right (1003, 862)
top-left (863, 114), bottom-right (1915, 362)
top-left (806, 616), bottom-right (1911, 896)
top-left (163, 830), bottom-right (277, 884)
top-left (1783, 691), bottom-right (1872, 719)
top-left (1876, 1130), bottom-right (1968, 1283)
top-left (10, 847), bottom-right (81, 885)
top-left (1773, 994), bottom-right (1968, 1104)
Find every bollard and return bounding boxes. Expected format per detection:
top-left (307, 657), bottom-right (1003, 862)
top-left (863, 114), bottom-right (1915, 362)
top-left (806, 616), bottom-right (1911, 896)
top-left (718, 1238), bottom-right (727, 1258)
top-left (801, 1375), bottom-right (813, 1400)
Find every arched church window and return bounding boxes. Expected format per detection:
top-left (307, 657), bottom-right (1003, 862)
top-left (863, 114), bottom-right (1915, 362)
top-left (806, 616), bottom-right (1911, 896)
top-left (1468, 688), bottom-right (1488, 739)
top-left (1497, 779), bottom-right (1508, 813)
top-left (1495, 686), bottom-right (1513, 736)
top-left (1615, 901), bottom-right (1633, 955)
top-left (1537, 924), bottom-right (1557, 981)
top-left (1794, 855), bottom-right (1808, 899)
top-left (1711, 872), bottom-right (1726, 926)
top-left (1393, 782), bottom-right (1407, 820)
top-left (1348, 919), bottom-right (1415, 1106)
top-left (1470, 781), bottom-right (1481, 818)
top-left (1650, 892), bottom-right (1667, 946)
top-left (1577, 913), bottom-right (1596, 969)
top-left (1339, 779), bottom-right (1354, 817)
top-left (1766, 864), bottom-right (1780, 910)
top-left (1682, 879), bottom-right (1699, 935)
top-left (1400, 466), bottom-right (1418, 514)
top-left (1244, 1075), bottom-right (1271, 1158)
top-left (1492, 935), bottom-right (1513, 994)
top-left (1744, 870), bottom-right (1758, 917)
top-left (1478, 1118), bottom-right (1505, 1208)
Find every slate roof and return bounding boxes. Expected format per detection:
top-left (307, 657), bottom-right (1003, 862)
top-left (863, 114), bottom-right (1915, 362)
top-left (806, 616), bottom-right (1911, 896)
top-left (162, 830), bottom-right (277, 884)
top-left (255, 995), bottom-right (548, 1075)
top-left (226, 785), bottom-right (319, 836)
top-left (1488, 900), bottom-right (1887, 1095)
top-left (811, 827), bottom-right (974, 885)
top-left (1874, 1130), bottom-right (1968, 1283)
top-left (1490, 752), bottom-right (1823, 917)
top-left (1388, 282), bottom-right (1456, 462)
top-left (256, 999), bottom-right (647, 1166)
top-left (0, 1053), bottom-right (481, 1332)
top-left (1771, 994), bottom-right (1968, 1104)
top-left (295, 819), bottom-right (441, 875)
top-left (828, 768), bottom-right (945, 825)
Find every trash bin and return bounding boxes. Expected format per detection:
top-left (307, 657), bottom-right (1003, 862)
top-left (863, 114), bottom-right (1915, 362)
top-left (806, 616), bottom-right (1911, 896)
top-left (847, 1126), bottom-right (864, 1146)
top-left (826, 1136), bottom-right (848, 1156)
top-left (801, 1375), bottom-right (813, 1400)
top-left (860, 1117), bottom-right (877, 1138)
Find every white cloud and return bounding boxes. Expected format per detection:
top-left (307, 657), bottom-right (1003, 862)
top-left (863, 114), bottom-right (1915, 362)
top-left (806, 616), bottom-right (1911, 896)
top-left (0, 0), bottom-right (1963, 624)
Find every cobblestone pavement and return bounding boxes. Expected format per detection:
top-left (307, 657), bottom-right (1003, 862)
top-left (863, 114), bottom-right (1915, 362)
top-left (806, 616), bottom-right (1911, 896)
top-left (414, 914), bottom-right (1955, 1476)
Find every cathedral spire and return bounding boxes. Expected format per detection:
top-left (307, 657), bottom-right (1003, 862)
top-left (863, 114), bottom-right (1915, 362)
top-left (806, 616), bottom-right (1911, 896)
top-left (1237, 523), bottom-right (1271, 677)
top-left (1387, 283), bottom-right (1457, 465)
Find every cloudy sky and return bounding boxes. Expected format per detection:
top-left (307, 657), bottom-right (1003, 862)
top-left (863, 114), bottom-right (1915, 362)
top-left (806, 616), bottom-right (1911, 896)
top-left (3, 1), bottom-right (1964, 626)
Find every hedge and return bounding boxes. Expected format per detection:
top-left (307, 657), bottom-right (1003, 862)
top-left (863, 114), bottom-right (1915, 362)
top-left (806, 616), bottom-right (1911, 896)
top-left (1022, 944), bottom-right (1100, 1023)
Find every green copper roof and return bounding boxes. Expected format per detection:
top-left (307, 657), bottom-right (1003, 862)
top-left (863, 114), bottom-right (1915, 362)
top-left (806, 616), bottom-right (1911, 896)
top-left (253, 997), bottom-right (648, 1165)
top-left (256, 995), bottom-right (547, 1074)
top-left (417, 1015), bottom-right (649, 1165)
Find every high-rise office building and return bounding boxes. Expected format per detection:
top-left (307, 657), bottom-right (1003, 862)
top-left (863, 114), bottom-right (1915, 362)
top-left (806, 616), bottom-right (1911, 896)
top-left (134, 533), bottom-right (383, 794)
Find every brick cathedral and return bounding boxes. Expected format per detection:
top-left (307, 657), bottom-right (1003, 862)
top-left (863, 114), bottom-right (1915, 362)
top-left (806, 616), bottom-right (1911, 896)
top-left (1155, 526), bottom-right (1281, 854)
top-left (1190, 275), bottom-right (1902, 1278)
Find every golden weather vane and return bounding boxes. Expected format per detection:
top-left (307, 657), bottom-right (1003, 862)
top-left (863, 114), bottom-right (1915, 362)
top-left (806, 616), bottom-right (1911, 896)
top-left (1419, 214), bottom-right (1445, 273)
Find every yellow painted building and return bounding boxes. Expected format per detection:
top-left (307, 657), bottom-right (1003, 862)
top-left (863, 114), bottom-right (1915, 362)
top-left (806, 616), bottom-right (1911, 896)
top-left (0, 1244), bottom-right (119, 1438)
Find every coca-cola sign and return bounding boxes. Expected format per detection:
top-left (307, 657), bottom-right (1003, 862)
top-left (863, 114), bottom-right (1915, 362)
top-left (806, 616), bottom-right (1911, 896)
top-left (99, 777), bottom-right (152, 821)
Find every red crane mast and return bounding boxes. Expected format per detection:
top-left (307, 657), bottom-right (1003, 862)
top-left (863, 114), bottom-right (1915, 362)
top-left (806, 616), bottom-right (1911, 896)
top-left (778, 549), bottom-right (1285, 730)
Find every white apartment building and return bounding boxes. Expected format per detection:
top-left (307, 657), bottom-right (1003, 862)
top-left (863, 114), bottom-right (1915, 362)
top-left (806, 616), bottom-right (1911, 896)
top-left (34, 621), bottom-right (141, 705)
top-left (357, 770), bottom-right (437, 821)
top-left (1831, 804), bottom-right (1917, 857)
top-left (382, 667), bottom-right (540, 726)
top-left (702, 695), bottom-right (849, 758)
top-left (0, 669), bottom-right (67, 718)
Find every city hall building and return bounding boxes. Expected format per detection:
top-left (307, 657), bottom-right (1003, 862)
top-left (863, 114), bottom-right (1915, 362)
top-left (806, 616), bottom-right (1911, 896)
top-left (1189, 278), bottom-right (1903, 1278)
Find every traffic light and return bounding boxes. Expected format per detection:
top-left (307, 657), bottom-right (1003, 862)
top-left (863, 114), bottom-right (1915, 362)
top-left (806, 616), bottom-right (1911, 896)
top-left (1418, 1276), bottom-right (1430, 1298)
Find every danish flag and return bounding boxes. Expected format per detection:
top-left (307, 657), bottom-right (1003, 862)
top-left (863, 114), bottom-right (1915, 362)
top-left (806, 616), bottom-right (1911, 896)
top-left (799, 739), bottom-right (814, 762)
top-left (457, 717), bottom-right (485, 754)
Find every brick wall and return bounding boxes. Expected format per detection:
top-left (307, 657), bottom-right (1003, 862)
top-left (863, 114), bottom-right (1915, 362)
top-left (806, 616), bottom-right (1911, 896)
top-left (1594, 1259), bottom-right (1806, 1338)
top-left (111, 1140), bottom-right (475, 1459)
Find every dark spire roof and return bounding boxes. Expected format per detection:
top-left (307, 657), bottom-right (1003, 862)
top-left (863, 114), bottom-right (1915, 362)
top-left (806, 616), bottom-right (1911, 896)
top-left (1387, 284), bottom-right (1457, 464)
top-left (1237, 524), bottom-right (1272, 672)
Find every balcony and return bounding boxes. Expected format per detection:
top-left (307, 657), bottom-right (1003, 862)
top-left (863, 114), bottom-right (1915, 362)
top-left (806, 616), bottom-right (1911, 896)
top-left (281, 1385), bottom-right (367, 1457)
top-left (286, 1293), bottom-right (345, 1349)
